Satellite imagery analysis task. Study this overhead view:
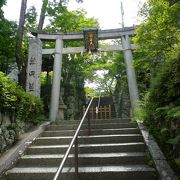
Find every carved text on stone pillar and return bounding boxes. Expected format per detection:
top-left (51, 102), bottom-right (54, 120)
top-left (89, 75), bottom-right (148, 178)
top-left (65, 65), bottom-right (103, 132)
top-left (30, 57), bottom-right (36, 65)
top-left (26, 39), bottom-right (42, 98)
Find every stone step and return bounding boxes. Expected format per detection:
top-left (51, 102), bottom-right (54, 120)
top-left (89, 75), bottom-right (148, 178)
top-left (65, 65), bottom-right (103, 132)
top-left (7, 165), bottom-right (157, 180)
top-left (16, 152), bottom-right (148, 167)
top-left (57, 118), bottom-right (131, 125)
top-left (26, 142), bottom-right (146, 155)
top-left (5, 118), bottom-right (158, 180)
top-left (34, 134), bottom-right (143, 145)
top-left (46, 122), bottom-right (138, 131)
top-left (41, 128), bottom-right (140, 137)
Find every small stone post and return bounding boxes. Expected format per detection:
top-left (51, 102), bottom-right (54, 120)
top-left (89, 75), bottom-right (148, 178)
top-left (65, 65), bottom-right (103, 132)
top-left (122, 35), bottom-right (139, 110)
top-left (26, 38), bottom-right (42, 98)
top-left (57, 96), bottom-right (67, 121)
top-left (50, 38), bottom-right (63, 122)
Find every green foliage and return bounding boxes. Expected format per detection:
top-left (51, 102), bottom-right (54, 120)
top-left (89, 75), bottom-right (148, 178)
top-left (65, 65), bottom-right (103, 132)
top-left (133, 52), bottom-right (151, 96)
top-left (167, 135), bottom-right (180, 145)
top-left (175, 158), bottom-right (180, 166)
top-left (140, 51), bottom-right (180, 175)
top-left (167, 106), bottom-right (180, 118)
top-left (46, 2), bottom-right (99, 32)
top-left (0, 72), bottom-right (44, 124)
top-left (146, 150), bottom-right (154, 167)
top-left (0, 18), bottom-right (17, 73)
top-left (82, 51), bottom-right (127, 96)
top-left (133, 101), bottom-right (147, 121)
top-left (0, 0), bottom-right (6, 7)
top-left (134, 0), bottom-right (180, 68)
top-left (160, 128), bottom-right (170, 135)
top-left (16, 92), bottom-right (44, 124)
top-left (25, 6), bottom-right (37, 30)
top-left (147, 58), bottom-right (179, 108)
top-left (0, 0), bottom-right (6, 17)
top-left (143, 57), bottom-right (180, 130)
top-left (32, 114), bottom-right (49, 124)
top-left (1, 175), bottom-right (7, 180)
top-left (85, 87), bottom-right (96, 96)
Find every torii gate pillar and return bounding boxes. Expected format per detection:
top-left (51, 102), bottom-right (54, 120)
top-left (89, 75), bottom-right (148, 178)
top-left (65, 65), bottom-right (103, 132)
top-left (49, 38), bottom-right (63, 122)
top-left (122, 35), bottom-right (139, 111)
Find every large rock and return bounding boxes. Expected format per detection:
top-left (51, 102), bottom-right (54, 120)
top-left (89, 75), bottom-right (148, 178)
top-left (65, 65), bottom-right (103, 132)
top-left (0, 125), bottom-right (18, 153)
top-left (3, 127), bottom-right (16, 147)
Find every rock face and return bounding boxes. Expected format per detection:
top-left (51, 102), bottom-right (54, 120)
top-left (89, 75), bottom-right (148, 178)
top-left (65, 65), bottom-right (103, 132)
top-left (0, 132), bottom-right (6, 152)
top-left (0, 126), bottom-right (17, 153)
top-left (0, 113), bottom-right (33, 154)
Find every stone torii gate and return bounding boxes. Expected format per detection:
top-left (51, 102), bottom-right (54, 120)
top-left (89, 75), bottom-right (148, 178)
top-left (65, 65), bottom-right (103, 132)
top-left (26, 26), bottom-right (139, 122)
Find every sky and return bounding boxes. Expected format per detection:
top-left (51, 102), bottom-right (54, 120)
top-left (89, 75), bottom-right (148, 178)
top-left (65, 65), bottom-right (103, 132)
top-left (3, 0), bottom-right (147, 29)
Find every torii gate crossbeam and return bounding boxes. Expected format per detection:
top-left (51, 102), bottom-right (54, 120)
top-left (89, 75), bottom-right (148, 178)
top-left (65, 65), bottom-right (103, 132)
top-left (32, 27), bottom-right (136, 41)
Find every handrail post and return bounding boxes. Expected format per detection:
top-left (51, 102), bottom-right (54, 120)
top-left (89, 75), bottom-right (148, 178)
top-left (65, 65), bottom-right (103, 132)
top-left (75, 137), bottom-right (79, 180)
top-left (87, 108), bottom-right (91, 136)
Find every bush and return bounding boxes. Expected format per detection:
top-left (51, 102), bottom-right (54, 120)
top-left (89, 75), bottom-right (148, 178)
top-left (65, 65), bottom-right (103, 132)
top-left (142, 57), bottom-right (180, 174)
top-left (0, 72), bottom-right (44, 124)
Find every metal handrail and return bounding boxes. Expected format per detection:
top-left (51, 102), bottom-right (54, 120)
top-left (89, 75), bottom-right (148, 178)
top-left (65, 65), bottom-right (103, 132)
top-left (53, 97), bottom-right (94, 180)
top-left (96, 91), bottom-right (101, 114)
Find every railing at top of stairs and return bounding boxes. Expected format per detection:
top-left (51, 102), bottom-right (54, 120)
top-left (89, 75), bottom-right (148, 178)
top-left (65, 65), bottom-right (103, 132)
top-left (53, 97), bottom-right (94, 180)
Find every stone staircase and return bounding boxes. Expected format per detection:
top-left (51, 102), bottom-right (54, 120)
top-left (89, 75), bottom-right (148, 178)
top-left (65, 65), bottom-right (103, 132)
top-left (6, 118), bottom-right (158, 180)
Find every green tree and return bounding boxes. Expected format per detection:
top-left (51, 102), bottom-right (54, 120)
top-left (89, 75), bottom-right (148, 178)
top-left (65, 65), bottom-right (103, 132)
top-left (38, 0), bottom-right (84, 32)
top-left (134, 0), bottom-right (180, 71)
top-left (25, 6), bottom-right (37, 30)
top-left (0, 0), bottom-right (6, 17)
top-left (0, 19), bottom-right (17, 74)
top-left (0, 0), bottom-right (17, 74)
top-left (46, 3), bottom-right (98, 32)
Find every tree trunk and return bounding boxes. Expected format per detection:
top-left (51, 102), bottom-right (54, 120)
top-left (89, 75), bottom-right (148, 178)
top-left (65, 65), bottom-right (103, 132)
top-left (16, 0), bottom-right (27, 88)
top-left (38, 0), bottom-right (48, 32)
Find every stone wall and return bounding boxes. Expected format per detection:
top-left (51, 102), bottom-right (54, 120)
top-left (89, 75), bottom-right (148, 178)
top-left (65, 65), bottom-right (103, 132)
top-left (0, 113), bottom-right (32, 155)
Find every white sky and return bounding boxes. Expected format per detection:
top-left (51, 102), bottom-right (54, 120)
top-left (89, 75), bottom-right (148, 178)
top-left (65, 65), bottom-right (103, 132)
top-left (3, 0), bottom-right (147, 29)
